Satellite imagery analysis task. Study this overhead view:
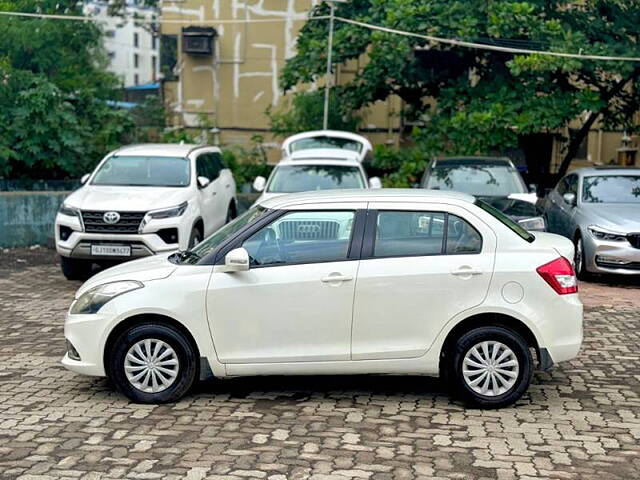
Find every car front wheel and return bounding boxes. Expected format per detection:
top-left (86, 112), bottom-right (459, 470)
top-left (107, 323), bottom-right (198, 403)
top-left (574, 234), bottom-right (589, 280)
top-left (451, 326), bottom-right (533, 408)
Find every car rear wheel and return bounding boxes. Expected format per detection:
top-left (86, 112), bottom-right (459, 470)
top-left (107, 323), bottom-right (198, 403)
top-left (60, 256), bottom-right (92, 280)
top-left (451, 326), bottom-right (533, 408)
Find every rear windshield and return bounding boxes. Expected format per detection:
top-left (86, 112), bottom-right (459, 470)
top-left (475, 199), bottom-right (535, 243)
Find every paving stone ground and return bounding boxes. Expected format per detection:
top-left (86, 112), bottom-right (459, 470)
top-left (0, 248), bottom-right (639, 479)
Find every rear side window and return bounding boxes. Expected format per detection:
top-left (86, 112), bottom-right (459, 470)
top-left (475, 199), bottom-right (534, 243)
top-left (373, 211), bottom-right (481, 258)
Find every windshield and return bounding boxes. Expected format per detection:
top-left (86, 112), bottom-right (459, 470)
top-left (290, 136), bottom-right (363, 153)
top-left (266, 165), bottom-right (365, 193)
top-left (582, 175), bottom-right (640, 203)
top-left (475, 199), bottom-right (535, 243)
top-left (425, 165), bottom-right (527, 196)
top-left (92, 156), bottom-right (190, 187)
top-left (185, 206), bottom-right (269, 262)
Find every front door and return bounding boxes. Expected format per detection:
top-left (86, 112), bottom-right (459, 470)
top-left (206, 208), bottom-right (363, 364)
top-left (351, 203), bottom-right (496, 360)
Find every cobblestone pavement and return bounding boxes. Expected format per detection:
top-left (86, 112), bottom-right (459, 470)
top-left (0, 250), bottom-right (639, 480)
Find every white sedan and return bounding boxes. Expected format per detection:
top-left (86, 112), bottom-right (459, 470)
top-left (62, 189), bottom-right (583, 408)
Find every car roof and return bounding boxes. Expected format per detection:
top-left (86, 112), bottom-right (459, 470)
top-left (112, 143), bottom-right (216, 157)
top-left (259, 188), bottom-right (475, 209)
top-left (570, 166), bottom-right (640, 176)
top-left (433, 156), bottom-right (513, 167)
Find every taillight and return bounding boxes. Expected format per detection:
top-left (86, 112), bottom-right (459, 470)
top-left (536, 257), bottom-right (578, 295)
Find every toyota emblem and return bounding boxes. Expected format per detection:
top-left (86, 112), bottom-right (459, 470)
top-left (103, 211), bottom-right (121, 224)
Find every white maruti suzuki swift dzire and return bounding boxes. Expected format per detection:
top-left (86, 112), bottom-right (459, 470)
top-left (62, 189), bottom-right (583, 408)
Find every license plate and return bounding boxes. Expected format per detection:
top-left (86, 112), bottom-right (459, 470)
top-left (91, 245), bottom-right (131, 257)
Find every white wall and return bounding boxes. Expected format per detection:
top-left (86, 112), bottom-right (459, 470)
top-left (85, 1), bottom-right (159, 87)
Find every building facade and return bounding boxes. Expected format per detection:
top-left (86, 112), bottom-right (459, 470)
top-left (85, 1), bottom-right (159, 87)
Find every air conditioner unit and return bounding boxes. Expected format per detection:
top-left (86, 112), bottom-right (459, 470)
top-left (182, 26), bottom-right (217, 56)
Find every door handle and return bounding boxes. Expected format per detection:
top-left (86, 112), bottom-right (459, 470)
top-left (451, 267), bottom-right (483, 277)
top-left (212, 191), bottom-right (217, 196)
top-left (225, 184), bottom-right (230, 188)
top-left (321, 274), bottom-right (353, 283)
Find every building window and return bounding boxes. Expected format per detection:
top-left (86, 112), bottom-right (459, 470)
top-left (152, 35), bottom-right (157, 50)
top-left (134, 32), bottom-right (139, 48)
top-left (134, 53), bottom-right (139, 69)
top-left (151, 56), bottom-right (157, 80)
top-left (134, 74), bottom-right (139, 85)
top-left (105, 29), bottom-right (116, 38)
top-left (107, 51), bottom-right (115, 60)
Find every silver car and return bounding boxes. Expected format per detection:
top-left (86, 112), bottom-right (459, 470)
top-left (542, 167), bottom-right (640, 277)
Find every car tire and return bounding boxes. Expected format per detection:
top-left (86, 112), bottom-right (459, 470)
top-left (60, 256), bottom-right (92, 280)
top-left (188, 225), bottom-right (203, 248)
top-left (450, 326), bottom-right (533, 409)
top-left (226, 202), bottom-right (237, 223)
top-left (107, 322), bottom-right (198, 404)
top-left (573, 233), bottom-right (589, 280)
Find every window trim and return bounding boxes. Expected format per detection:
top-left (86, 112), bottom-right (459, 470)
top-left (212, 209), bottom-right (367, 269)
top-left (361, 209), bottom-right (483, 260)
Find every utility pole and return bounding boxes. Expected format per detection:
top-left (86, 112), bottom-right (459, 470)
top-left (323, 0), bottom-right (343, 130)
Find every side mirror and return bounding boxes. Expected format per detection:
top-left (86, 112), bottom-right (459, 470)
top-left (528, 184), bottom-right (538, 194)
top-left (214, 247), bottom-right (250, 273)
top-left (197, 176), bottom-right (211, 188)
top-left (563, 192), bottom-right (577, 206)
top-left (369, 177), bottom-right (382, 189)
top-left (80, 174), bottom-right (90, 184)
top-left (253, 176), bottom-right (266, 192)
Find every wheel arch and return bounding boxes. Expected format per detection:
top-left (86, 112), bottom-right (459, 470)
top-left (438, 312), bottom-right (540, 376)
top-left (192, 216), bottom-right (204, 234)
top-left (103, 313), bottom-right (202, 378)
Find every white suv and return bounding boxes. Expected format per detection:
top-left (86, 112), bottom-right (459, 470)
top-left (55, 144), bottom-right (236, 280)
top-left (252, 148), bottom-right (381, 206)
top-left (61, 189), bottom-right (582, 408)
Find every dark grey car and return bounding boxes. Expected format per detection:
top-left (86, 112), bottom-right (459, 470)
top-left (420, 157), bottom-right (546, 231)
top-left (542, 167), bottom-right (640, 277)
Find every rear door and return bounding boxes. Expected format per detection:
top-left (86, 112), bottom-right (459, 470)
top-left (195, 152), bottom-right (221, 235)
top-left (351, 202), bottom-right (496, 360)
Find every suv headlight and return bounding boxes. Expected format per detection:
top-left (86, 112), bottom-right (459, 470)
top-left (59, 202), bottom-right (81, 218)
top-left (70, 280), bottom-right (143, 314)
top-left (517, 216), bottom-right (546, 231)
top-left (139, 202), bottom-right (188, 233)
top-left (588, 225), bottom-right (627, 242)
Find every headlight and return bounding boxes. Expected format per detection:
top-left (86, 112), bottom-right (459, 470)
top-left (139, 202), bottom-right (188, 233)
top-left (59, 203), bottom-right (81, 218)
top-left (517, 216), bottom-right (546, 231)
top-left (149, 202), bottom-right (188, 219)
top-left (70, 280), bottom-right (143, 314)
top-left (588, 225), bottom-right (627, 242)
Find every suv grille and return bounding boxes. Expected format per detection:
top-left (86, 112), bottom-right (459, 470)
top-left (278, 220), bottom-right (339, 241)
top-left (627, 234), bottom-right (640, 249)
top-left (81, 210), bottom-right (146, 234)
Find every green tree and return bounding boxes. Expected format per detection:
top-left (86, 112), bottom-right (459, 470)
top-left (267, 90), bottom-right (360, 138)
top-left (283, 0), bottom-right (640, 181)
top-left (0, 0), bottom-right (133, 178)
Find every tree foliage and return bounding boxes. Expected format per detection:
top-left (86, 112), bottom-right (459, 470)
top-left (267, 90), bottom-right (360, 138)
top-left (0, 0), bottom-right (133, 178)
top-left (283, 0), bottom-right (640, 180)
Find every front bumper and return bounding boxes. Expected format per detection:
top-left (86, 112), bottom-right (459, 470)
top-left (62, 311), bottom-right (113, 376)
top-left (583, 233), bottom-right (640, 274)
top-left (55, 213), bottom-right (187, 260)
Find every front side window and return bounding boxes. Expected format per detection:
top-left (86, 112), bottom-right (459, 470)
top-left (425, 165), bottom-right (527, 196)
top-left (91, 156), bottom-right (190, 187)
top-left (266, 165), bottom-right (365, 193)
top-left (582, 175), bottom-right (640, 203)
top-left (373, 211), bottom-right (481, 258)
top-left (186, 206), bottom-right (269, 263)
top-left (243, 211), bottom-right (355, 266)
